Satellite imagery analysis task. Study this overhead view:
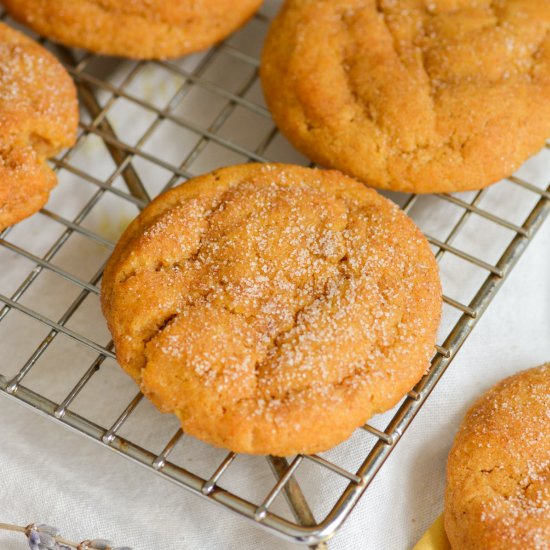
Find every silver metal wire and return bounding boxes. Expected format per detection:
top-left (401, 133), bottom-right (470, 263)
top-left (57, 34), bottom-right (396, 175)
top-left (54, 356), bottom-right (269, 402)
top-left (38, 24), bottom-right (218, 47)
top-left (0, 5), bottom-right (549, 547)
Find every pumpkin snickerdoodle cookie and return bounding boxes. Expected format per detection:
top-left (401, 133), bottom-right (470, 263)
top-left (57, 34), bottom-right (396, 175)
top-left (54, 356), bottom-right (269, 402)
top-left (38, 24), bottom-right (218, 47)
top-left (3, 0), bottom-right (263, 60)
top-left (261, 0), bottom-right (550, 194)
top-left (445, 364), bottom-right (550, 549)
top-left (101, 163), bottom-right (441, 456)
top-left (0, 22), bottom-right (78, 231)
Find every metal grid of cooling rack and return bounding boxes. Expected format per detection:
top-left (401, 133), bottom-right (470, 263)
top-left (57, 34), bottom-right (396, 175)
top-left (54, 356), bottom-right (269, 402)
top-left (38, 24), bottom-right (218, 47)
top-left (1, 3), bottom-right (550, 547)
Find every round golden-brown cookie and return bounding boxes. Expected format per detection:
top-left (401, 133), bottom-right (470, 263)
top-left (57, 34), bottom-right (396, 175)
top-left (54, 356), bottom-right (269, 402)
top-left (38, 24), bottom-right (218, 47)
top-left (101, 163), bottom-right (441, 456)
top-left (445, 364), bottom-right (550, 549)
top-left (261, 0), bottom-right (550, 194)
top-left (0, 22), bottom-right (78, 231)
top-left (3, 0), bottom-right (263, 60)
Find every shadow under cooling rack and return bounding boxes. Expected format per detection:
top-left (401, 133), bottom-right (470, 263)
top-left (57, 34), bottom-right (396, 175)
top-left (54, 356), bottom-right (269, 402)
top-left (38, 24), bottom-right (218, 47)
top-left (1, 4), bottom-right (550, 547)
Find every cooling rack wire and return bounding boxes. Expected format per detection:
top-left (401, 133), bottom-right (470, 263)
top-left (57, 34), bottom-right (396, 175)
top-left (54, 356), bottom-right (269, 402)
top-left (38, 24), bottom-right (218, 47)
top-left (0, 3), bottom-right (549, 547)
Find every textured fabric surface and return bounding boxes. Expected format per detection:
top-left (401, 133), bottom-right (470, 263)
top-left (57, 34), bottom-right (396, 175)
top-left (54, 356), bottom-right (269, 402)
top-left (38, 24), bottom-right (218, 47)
top-left (0, 212), bottom-right (548, 549)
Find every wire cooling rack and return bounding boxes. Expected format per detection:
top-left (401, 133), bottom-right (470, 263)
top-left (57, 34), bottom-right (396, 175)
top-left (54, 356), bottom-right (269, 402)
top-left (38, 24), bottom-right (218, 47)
top-left (1, 2), bottom-right (549, 547)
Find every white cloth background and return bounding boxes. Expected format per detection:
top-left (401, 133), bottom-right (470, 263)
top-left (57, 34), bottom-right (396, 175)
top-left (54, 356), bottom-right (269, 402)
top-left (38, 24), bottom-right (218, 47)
top-left (0, 218), bottom-right (548, 550)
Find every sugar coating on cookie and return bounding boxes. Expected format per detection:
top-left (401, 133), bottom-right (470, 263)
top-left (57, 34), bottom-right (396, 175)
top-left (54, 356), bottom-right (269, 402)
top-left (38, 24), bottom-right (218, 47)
top-left (261, 0), bottom-right (550, 194)
top-left (3, 0), bottom-right (264, 60)
top-left (0, 22), bottom-right (78, 231)
top-left (445, 364), bottom-right (550, 549)
top-left (101, 164), bottom-right (441, 456)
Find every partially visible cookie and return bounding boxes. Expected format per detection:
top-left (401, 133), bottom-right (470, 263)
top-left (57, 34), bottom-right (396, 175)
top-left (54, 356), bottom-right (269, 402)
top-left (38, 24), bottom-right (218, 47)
top-left (261, 0), bottom-right (550, 194)
top-left (3, 0), bottom-right (264, 59)
top-left (101, 163), bottom-right (442, 456)
top-left (0, 22), bottom-right (78, 231)
top-left (445, 364), bottom-right (550, 549)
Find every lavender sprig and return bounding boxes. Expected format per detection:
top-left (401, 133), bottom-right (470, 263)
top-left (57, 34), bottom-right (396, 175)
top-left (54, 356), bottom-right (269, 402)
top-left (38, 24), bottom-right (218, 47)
top-left (26, 524), bottom-right (69, 550)
top-left (0, 522), bottom-right (132, 550)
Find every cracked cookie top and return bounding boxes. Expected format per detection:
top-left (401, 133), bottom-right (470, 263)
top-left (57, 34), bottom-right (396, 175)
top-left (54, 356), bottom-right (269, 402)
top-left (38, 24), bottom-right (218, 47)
top-left (261, 0), bottom-right (550, 194)
top-left (3, 0), bottom-right (263, 60)
top-left (445, 364), bottom-right (550, 549)
top-left (0, 22), bottom-right (78, 231)
top-left (101, 163), bottom-right (441, 455)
